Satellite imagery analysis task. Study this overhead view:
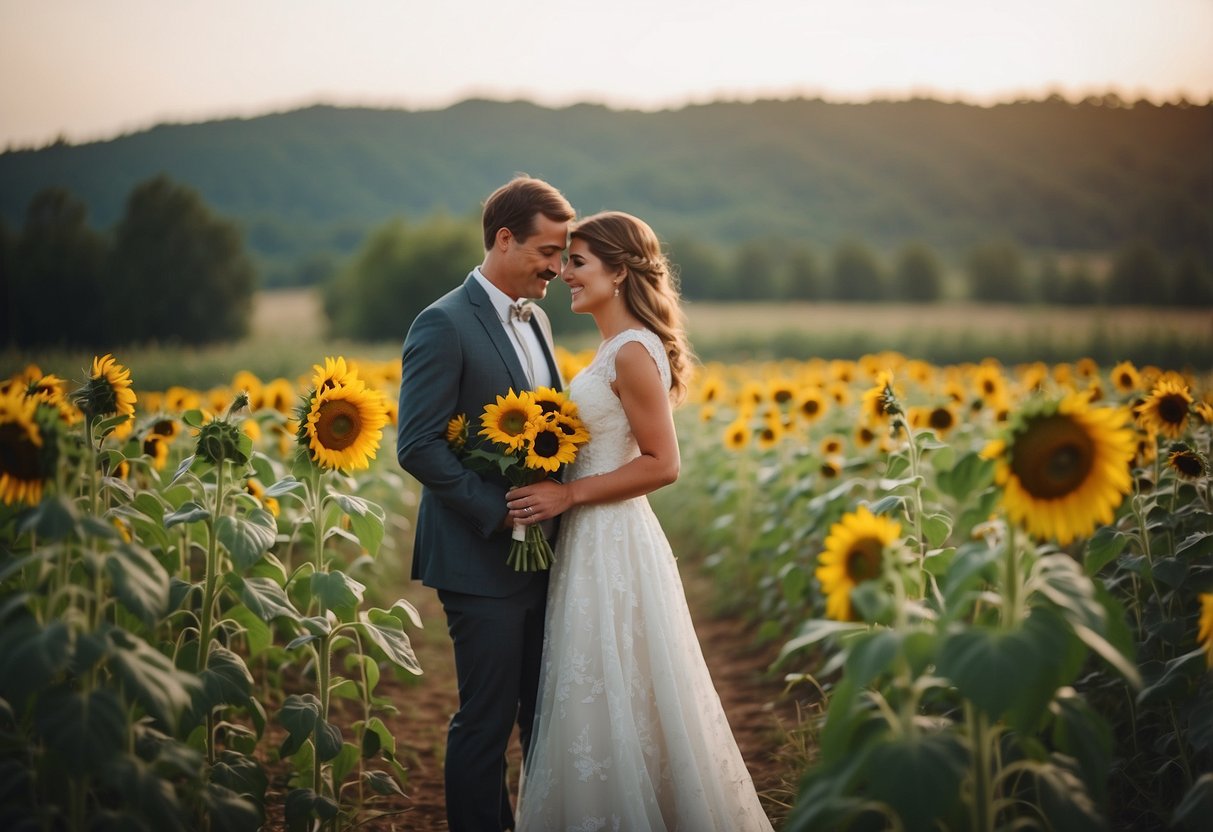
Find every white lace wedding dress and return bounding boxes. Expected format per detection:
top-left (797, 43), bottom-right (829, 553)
top-left (517, 329), bottom-right (774, 832)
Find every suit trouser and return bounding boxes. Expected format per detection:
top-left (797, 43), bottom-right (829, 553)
top-left (439, 575), bottom-right (548, 832)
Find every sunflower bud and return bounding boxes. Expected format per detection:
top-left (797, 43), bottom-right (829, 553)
top-left (196, 418), bottom-right (249, 465)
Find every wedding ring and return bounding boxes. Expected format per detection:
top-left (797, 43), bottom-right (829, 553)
top-left (525, 506), bottom-right (533, 515)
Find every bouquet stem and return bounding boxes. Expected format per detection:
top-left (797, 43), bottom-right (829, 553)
top-left (507, 523), bottom-right (554, 571)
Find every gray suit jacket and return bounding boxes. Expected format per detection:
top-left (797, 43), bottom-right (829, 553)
top-left (396, 274), bottom-right (562, 597)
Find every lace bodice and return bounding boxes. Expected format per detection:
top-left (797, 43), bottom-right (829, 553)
top-left (565, 329), bottom-right (671, 480)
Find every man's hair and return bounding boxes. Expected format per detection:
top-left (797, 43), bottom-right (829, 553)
top-left (481, 175), bottom-right (575, 250)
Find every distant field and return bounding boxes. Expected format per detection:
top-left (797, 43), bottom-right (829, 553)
top-left (682, 300), bottom-right (1213, 342)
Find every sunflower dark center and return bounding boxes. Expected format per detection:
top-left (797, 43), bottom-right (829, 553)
top-left (1170, 452), bottom-right (1204, 478)
top-left (1158, 394), bottom-right (1189, 425)
top-left (845, 537), bottom-right (884, 583)
top-left (1010, 414), bottom-right (1095, 499)
top-left (532, 430), bottom-right (561, 458)
top-left (317, 400), bottom-right (362, 450)
top-left (537, 400), bottom-right (560, 415)
top-left (775, 390), bottom-right (793, 404)
top-left (0, 423), bottom-right (41, 479)
top-left (498, 408), bottom-right (530, 436)
top-left (928, 407), bottom-right (954, 431)
top-left (802, 399), bottom-right (821, 416)
top-left (152, 419), bottom-right (175, 436)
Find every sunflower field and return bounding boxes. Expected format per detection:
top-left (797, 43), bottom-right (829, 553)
top-left (2, 346), bottom-right (1211, 830)
top-left (658, 353), bottom-right (1213, 830)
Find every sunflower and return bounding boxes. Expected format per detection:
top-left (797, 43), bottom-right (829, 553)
top-left (983, 394), bottom-right (1135, 545)
top-left (246, 477), bottom-right (280, 517)
top-left (1136, 376), bottom-right (1193, 440)
top-left (972, 364), bottom-right (1008, 405)
top-left (551, 413), bottom-right (590, 446)
top-left (302, 380), bottom-right (389, 471)
top-left (263, 378), bottom-right (298, 414)
top-left (75, 354), bottom-right (137, 428)
top-left (1134, 430), bottom-right (1159, 469)
top-left (768, 379), bottom-right (797, 408)
top-left (1166, 444), bottom-right (1207, 480)
top-left (827, 381), bottom-right (853, 407)
top-left (0, 387), bottom-right (50, 506)
top-left (854, 424), bottom-right (877, 449)
top-left (926, 403), bottom-right (959, 437)
top-left (795, 388), bottom-right (828, 425)
top-left (523, 421), bottom-right (578, 472)
top-left (479, 389), bottom-right (542, 451)
top-left (755, 418), bottom-right (782, 451)
top-left (820, 455), bottom-right (843, 480)
top-left (1199, 594), bottom-right (1213, 669)
top-left (142, 434), bottom-right (170, 471)
top-left (1110, 361), bottom-right (1140, 395)
top-left (312, 356), bottom-right (361, 395)
top-left (697, 374), bottom-right (727, 405)
top-left (1196, 401), bottom-right (1213, 426)
top-left (532, 387), bottom-right (573, 418)
top-left (815, 505), bottom-right (902, 621)
top-left (820, 434), bottom-right (845, 456)
top-left (723, 418), bottom-right (750, 451)
top-left (231, 371), bottom-right (265, 411)
top-left (165, 385), bottom-right (200, 413)
top-left (861, 371), bottom-right (902, 425)
top-left (446, 413), bottom-right (469, 450)
top-left (22, 370), bottom-right (81, 425)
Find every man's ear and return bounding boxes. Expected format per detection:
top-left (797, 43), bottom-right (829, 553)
top-left (494, 226), bottom-right (513, 251)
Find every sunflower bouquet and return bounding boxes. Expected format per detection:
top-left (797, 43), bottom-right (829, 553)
top-left (447, 387), bottom-right (589, 571)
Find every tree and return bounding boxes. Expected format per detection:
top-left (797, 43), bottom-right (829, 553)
top-left (965, 239), bottom-right (1028, 302)
top-left (11, 187), bottom-right (109, 347)
top-left (830, 239), bottom-right (886, 301)
top-left (110, 174), bottom-right (255, 344)
top-left (1059, 259), bottom-right (1102, 306)
top-left (782, 244), bottom-right (823, 301)
top-left (1105, 239), bottom-right (1168, 305)
top-left (1037, 257), bottom-right (1066, 304)
top-left (667, 235), bottom-right (728, 300)
top-left (1168, 250), bottom-right (1213, 306)
top-left (894, 242), bottom-right (943, 302)
top-left (729, 239), bottom-right (782, 301)
top-left (325, 215), bottom-right (483, 342)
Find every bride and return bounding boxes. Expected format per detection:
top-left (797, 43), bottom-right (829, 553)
top-left (505, 212), bottom-right (774, 831)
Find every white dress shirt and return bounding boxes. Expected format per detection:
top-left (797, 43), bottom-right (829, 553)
top-left (472, 268), bottom-right (554, 390)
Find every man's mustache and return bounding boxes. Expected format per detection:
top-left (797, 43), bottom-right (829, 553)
top-left (538, 269), bottom-right (558, 282)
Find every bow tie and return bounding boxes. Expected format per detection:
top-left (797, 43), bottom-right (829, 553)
top-left (509, 301), bottom-right (534, 324)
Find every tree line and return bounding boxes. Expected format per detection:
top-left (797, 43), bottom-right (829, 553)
top-left (1, 176), bottom-right (254, 349)
top-left (2, 97), bottom-right (1209, 291)
top-left (3, 180), bottom-right (1208, 350)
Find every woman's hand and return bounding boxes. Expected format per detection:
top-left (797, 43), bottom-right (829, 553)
top-left (506, 479), bottom-right (572, 525)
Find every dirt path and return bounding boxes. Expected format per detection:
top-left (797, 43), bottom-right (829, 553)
top-left (264, 560), bottom-right (811, 830)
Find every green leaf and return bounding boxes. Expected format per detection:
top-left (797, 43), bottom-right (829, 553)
top-left (234, 575), bottom-right (302, 624)
top-left (330, 493), bottom-right (386, 557)
top-left (845, 629), bottom-right (902, 688)
top-left (935, 450), bottom-right (995, 502)
top-left (311, 571), bottom-right (365, 621)
top-left (363, 769), bottom-right (406, 797)
top-left (224, 604), bottom-right (273, 657)
top-left (937, 607), bottom-right (1074, 729)
top-left (1176, 531), bottom-right (1213, 560)
top-left (777, 619), bottom-right (868, 665)
top-left (106, 626), bottom-right (201, 729)
top-left (0, 618), bottom-right (71, 705)
top-left (1082, 525), bottom-right (1129, 576)
top-left (364, 716), bottom-right (395, 758)
top-left (105, 541), bottom-right (170, 626)
top-left (330, 741), bottom-right (361, 788)
top-left (216, 510), bottom-right (278, 570)
top-left (866, 732), bottom-right (968, 830)
top-left (1153, 557), bottom-right (1188, 588)
top-left (197, 646), bottom-right (253, 712)
top-left (1172, 773), bottom-right (1213, 832)
top-left (201, 780), bottom-right (264, 832)
top-left (1136, 647), bottom-right (1205, 707)
top-left (278, 694), bottom-right (343, 762)
top-left (922, 513), bottom-right (952, 548)
top-left (34, 688), bottom-right (127, 776)
top-left (359, 608), bottom-right (422, 675)
top-left (165, 500), bottom-right (209, 528)
top-left (265, 476), bottom-right (306, 498)
top-left (16, 495), bottom-right (79, 540)
top-left (1050, 689), bottom-right (1112, 798)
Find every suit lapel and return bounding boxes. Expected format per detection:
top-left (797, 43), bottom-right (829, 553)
top-left (462, 276), bottom-right (531, 393)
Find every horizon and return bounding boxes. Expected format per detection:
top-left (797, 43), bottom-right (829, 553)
top-left (3, 0), bottom-right (1210, 150)
top-left (5, 87), bottom-right (1209, 153)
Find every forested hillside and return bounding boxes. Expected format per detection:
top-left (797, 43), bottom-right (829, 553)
top-left (1, 97), bottom-right (1209, 286)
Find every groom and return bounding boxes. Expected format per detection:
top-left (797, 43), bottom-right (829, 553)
top-left (396, 175), bottom-right (574, 831)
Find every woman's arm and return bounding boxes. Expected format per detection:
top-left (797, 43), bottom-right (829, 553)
top-left (506, 340), bottom-right (679, 523)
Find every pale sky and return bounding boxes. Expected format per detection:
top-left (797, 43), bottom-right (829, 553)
top-left (2, 0), bottom-right (1210, 148)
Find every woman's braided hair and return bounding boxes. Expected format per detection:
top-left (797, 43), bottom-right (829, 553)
top-left (570, 211), bottom-right (693, 403)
